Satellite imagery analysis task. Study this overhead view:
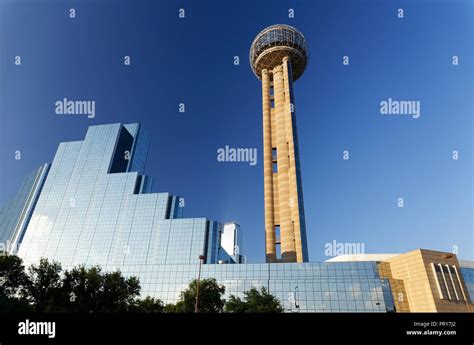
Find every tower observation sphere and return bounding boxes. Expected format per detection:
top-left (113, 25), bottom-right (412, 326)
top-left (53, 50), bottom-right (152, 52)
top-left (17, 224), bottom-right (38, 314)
top-left (250, 24), bottom-right (309, 81)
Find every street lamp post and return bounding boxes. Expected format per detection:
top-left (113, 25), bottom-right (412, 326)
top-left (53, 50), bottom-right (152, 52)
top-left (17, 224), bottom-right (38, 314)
top-left (294, 286), bottom-right (300, 311)
top-left (195, 254), bottom-right (206, 313)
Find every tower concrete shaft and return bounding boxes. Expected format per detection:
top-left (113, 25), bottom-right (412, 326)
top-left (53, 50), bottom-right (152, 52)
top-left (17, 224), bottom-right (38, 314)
top-left (262, 57), bottom-right (308, 263)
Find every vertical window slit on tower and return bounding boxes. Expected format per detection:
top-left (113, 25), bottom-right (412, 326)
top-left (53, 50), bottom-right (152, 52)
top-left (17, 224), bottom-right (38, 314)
top-left (272, 147), bottom-right (277, 161)
top-left (273, 161), bottom-right (278, 173)
top-left (270, 84), bottom-right (275, 108)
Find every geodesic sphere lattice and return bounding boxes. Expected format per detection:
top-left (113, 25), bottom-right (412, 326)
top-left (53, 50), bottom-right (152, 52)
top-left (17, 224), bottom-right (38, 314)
top-left (250, 24), bottom-right (309, 81)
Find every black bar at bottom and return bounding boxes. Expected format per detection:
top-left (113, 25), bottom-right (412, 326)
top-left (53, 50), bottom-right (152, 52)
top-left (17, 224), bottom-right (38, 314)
top-left (0, 312), bottom-right (472, 345)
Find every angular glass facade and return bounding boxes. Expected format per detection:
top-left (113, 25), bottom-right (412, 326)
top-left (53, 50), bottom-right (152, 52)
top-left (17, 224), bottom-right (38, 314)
top-left (0, 123), bottom-right (398, 312)
top-left (14, 123), bottom-right (220, 267)
top-left (0, 164), bottom-right (49, 252)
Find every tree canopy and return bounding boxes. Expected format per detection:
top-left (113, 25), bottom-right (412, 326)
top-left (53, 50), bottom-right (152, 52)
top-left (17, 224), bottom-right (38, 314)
top-left (131, 296), bottom-right (165, 313)
top-left (0, 255), bottom-right (147, 312)
top-left (0, 255), bottom-right (31, 311)
top-left (225, 287), bottom-right (283, 313)
top-left (24, 258), bottom-right (63, 312)
top-left (174, 278), bottom-right (226, 313)
top-left (60, 265), bottom-right (141, 312)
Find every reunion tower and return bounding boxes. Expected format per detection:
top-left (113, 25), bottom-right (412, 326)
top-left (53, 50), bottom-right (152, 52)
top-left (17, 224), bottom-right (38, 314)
top-left (250, 25), bottom-right (309, 263)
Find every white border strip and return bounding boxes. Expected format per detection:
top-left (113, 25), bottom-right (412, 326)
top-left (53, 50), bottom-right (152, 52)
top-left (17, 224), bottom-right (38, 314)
top-left (445, 264), bottom-right (460, 301)
top-left (452, 265), bottom-right (468, 303)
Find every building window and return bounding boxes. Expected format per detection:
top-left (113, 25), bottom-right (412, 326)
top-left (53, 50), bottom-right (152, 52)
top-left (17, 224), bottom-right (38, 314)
top-left (273, 161), bottom-right (278, 173)
top-left (276, 243), bottom-right (281, 260)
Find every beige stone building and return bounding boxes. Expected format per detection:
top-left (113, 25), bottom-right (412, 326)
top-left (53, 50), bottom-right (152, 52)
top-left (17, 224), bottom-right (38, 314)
top-left (328, 249), bottom-right (473, 312)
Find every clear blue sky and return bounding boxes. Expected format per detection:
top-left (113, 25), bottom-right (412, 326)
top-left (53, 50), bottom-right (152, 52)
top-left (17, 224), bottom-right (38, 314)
top-left (0, 0), bottom-right (472, 262)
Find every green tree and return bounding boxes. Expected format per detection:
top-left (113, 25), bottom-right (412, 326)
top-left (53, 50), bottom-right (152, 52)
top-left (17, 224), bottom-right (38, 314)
top-left (0, 256), bottom-right (142, 312)
top-left (60, 265), bottom-right (104, 312)
top-left (62, 266), bottom-right (141, 312)
top-left (163, 303), bottom-right (177, 313)
top-left (225, 287), bottom-right (283, 313)
top-left (0, 255), bottom-right (32, 312)
top-left (131, 296), bottom-right (164, 313)
top-left (24, 258), bottom-right (63, 312)
top-left (0, 255), bottom-right (28, 296)
top-left (98, 271), bottom-right (140, 312)
top-left (175, 278), bottom-right (225, 313)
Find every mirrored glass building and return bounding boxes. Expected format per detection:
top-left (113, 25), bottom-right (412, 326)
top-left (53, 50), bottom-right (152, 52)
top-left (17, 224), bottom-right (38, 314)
top-left (0, 123), bottom-right (472, 312)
